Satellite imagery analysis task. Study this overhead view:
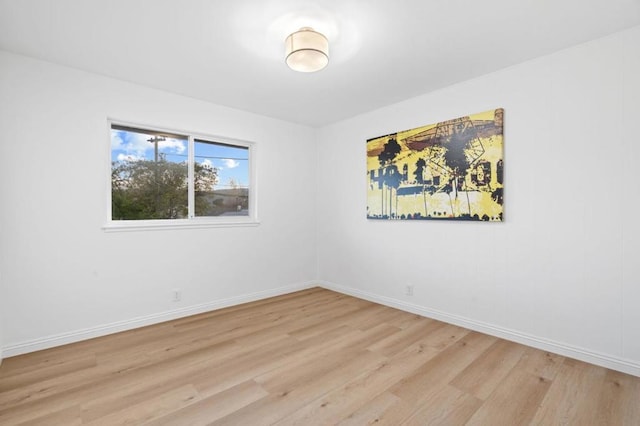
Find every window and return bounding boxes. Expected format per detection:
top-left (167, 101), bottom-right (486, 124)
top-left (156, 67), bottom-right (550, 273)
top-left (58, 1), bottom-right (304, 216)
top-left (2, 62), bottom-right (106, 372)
top-left (194, 139), bottom-right (249, 217)
top-left (107, 122), bottom-right (256, 230)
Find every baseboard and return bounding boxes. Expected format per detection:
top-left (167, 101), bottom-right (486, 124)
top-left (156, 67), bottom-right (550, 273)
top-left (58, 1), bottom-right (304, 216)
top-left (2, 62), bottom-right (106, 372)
top-left (318, 280), bottom-right (640, 378)
top-left (2, 281), bottom-right (316, 358)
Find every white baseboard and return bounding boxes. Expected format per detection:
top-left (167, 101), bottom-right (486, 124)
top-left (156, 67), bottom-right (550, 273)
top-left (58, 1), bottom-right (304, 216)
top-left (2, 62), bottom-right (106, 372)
top-left (318, 280), bottom-right (640, 378)
top-left (2, 281), bottom-right (316, 358)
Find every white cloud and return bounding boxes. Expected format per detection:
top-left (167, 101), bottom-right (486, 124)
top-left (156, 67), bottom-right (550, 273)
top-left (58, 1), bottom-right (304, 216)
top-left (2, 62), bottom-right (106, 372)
top-left (159, 138), bottom-right (186, 154)
top-left (223, 159), bottom-right (240, 169)
top-left (117, 153), bottom-right (144, 162)
top-left (111, 133), bottom-right (124, 149)
top-left (201, 159), bottom-right (215, 169)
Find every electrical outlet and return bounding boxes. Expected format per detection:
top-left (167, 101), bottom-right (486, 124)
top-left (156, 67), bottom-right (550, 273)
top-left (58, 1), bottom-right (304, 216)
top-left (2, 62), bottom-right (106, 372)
top-left (173, 288), bottom-right (182, 302)
top-left (405, 284), bottom-right (414, 296)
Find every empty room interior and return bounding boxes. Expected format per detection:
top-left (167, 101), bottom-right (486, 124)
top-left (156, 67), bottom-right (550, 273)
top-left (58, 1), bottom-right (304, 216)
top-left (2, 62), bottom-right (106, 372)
top-left (1, 0), bottom-right (640, 424)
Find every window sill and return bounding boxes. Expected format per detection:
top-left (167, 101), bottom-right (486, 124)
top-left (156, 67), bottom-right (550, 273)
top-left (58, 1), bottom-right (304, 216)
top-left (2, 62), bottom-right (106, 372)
top-left (102, 218), bottom-right (260, 232)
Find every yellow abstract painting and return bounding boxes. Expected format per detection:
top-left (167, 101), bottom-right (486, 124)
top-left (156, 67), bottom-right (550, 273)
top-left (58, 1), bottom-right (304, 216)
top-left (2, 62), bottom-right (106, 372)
top-left (367, 108), bottom-right (504, 221)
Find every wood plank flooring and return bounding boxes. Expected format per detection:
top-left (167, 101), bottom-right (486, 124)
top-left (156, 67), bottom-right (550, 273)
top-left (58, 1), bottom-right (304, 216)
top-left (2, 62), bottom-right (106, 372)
top-left (1, 287), bottom-right (639, 425)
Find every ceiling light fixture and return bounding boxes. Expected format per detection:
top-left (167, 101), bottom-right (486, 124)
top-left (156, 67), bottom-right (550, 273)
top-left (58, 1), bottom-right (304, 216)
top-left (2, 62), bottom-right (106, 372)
top-left (285, 27), bottom-right (329, 73)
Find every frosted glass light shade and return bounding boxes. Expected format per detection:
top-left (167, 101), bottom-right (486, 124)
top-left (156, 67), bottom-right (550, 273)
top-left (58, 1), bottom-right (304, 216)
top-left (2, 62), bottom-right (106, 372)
top-left (285, 27), bottom-right (329, 72)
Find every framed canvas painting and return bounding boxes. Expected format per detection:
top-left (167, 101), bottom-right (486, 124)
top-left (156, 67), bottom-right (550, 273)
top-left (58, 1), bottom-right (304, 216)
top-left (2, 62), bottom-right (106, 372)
top-left (367, 108), bottom-right (504, 221)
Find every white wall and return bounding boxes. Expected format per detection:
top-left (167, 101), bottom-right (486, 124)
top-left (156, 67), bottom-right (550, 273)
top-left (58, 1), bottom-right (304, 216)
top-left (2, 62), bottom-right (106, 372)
top-left (0, 267), bottom-right (4, 364)
top-left (0, 51), bottom-right (318, 355)
top-left (317, 25), bottom-right (640, 375)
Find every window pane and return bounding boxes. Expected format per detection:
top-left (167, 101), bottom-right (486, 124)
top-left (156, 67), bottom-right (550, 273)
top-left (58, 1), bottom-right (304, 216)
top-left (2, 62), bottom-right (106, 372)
top-left (194, 139), bottom-right (249, 217)
top-left (111, 126), bottom-right (188, 220)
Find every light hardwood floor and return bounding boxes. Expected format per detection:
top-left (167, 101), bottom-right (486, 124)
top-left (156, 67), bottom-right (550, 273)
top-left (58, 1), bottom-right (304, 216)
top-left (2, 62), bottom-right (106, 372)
top-left (1, 287), bottom-right (639, 425)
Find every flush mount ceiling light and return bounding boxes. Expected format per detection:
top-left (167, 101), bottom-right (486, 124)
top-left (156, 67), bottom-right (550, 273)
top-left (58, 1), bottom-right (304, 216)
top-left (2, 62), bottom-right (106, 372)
top-left (285, 27), bottom-right (329, 73)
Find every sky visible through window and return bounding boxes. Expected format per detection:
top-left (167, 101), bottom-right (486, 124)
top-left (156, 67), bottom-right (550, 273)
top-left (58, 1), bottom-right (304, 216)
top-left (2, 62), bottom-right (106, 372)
top-left (111, 129), bottom-right (249, 190)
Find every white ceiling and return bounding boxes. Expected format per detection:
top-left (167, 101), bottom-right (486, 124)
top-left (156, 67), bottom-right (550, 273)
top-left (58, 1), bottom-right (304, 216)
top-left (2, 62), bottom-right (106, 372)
top-left (1, 0), bottom-right (639, 127)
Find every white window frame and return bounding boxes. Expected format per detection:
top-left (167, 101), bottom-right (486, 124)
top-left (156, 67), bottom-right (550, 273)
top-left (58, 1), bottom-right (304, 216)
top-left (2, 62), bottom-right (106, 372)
top-left (104, 119), bottom-right (259, 232)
